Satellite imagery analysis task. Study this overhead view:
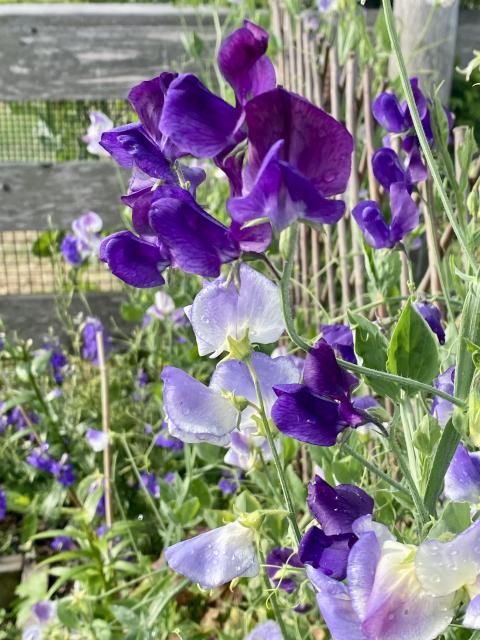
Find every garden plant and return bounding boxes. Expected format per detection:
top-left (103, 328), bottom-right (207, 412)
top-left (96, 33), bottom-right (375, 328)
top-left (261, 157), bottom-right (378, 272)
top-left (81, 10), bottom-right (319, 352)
top-left (1, 0), bottom-right (480, 638)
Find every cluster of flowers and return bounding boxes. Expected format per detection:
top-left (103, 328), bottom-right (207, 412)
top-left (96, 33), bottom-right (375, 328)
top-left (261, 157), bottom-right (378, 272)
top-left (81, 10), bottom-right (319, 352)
top-left (91, 16), bottom-right (475, 640)
top-left (61, 211), bottom-right (103, 267)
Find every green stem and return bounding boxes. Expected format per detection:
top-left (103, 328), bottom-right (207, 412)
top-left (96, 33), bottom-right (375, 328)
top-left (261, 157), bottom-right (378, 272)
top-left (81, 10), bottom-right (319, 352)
top-left (399, 396), bottom-right (420, 491)
top-left (247, 358), bottom-right (302, 547)
top-left (343, 444), bottom-right (410, 497)
top-left (382, 0), bottom-right (477, 274)
top-left (259, 548), bottom-right (292, 640)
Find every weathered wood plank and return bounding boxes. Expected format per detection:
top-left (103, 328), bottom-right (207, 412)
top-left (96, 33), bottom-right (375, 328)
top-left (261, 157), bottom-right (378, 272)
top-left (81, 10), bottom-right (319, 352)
top-left (0, 161), bottom-right (127, 231)
top-left (0, 4), bottom-right (222, 101)
top-left (0, 292), bottom-right (127, 342)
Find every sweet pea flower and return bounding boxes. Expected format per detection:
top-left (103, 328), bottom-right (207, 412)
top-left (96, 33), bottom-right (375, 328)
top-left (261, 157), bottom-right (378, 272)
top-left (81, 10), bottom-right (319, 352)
top-left (266, 547), bottom-right (303, 593)
top-left (272, 340), bottom-right (366, 446)
top-left (50, 536), bottom-right (75, 552)
top-left (81, 317), bottom-right (111, 365)
top-left (227, 88), bottom-right (353, 232)
top-left (186, 264), bottom-right (285, 358)
top-left (414, 301), bottom-right (445, 344)
top-left (82, 111), bottom-right (113, 157)
top-left (218, 472), bottom-right (239, 495)
top-left (145, 291), bottom-right (175, 323)
top-left (444, 443), bottom-right (480, 503)
top-left (246, 621), bottom-right (283, 640)
top-left (432, 366), bottom-right (455, 427)
top-left (154, 423), bottom-right (184, 451)
top-left (86, 428), bottom-right (108, 453)
top-left (140, 472), bottom-right (160, 499)
top-left (321, 324), bottom-right (357, 364)
top-left (61, 211), bottom-right (103, 266)
top-left (372, 78), bottom-right (428, 135)
top-left (160, 21), bottom-right (275, 159)
top-left (318, 0), bottom-right (338, 11)
top-left (0, 488), bottom-right (6, 520)
top-left (165, 520), bottom-right (259, 589)
top-left (309, 515), bottom-right (455, 640)
top-left (27, 445), bottom-right (75, 487)
top-left (22, 601), bottom-right (57, 640)
top-left (161, 351), bottom-right (299, 449)
top-left (298, 477), bottom-right (373, 580)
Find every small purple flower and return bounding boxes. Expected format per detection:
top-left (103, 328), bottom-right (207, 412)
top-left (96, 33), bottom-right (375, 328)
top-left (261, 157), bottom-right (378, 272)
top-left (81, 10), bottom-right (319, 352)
top-left (154, 423), bottom-right (184, 451)
top-left (372, 147), bottom-right (412, 192)
top-left (51, 536), bottom-right (75, 552)
top-left (61, 212), bottom-right (103, 266)
top-left (266, 547), bottom-right (303, 593)
top-left (81, 317), bottom-right (112, 366)
top-left (321, 324), bottom-right (357, 364)
top-left (272, 340), bottom-right (365, 446)
top-left (372, 78), bottom-right (428, 135)
top-left (432, 366), bottom-right (455, 427)
top-left (165, 520), bottom-right (259, 589)
top-left (27, 446), bottom-right (75, 487)
top-left (0, 488), bottom-right (6, 520)
top-left (86, 428), bottom-right (108, 453)
top-left (246, 621), bottom-right (283, 640)
top-left (317, 0), bottom-right (337, 11)
top-left (82, 111), bottom-right (113, 157)
top-left (61, 234), bottom-right (83, 266)
top-left (415, 301), bottom-right (445, 345)
top-left (164, 471), bottom-right (175, 485)
top-left (144, 291), bottom-right (175, 325)
top-left (140, 472), bottom-right (160, 499)
top-left (352, 182), bottom-right (419, 249)
top-left (218, 473), bottom-right (238, 495)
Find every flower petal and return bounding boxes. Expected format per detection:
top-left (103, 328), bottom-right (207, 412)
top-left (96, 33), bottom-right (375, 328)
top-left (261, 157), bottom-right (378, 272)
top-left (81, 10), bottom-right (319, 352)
top-left (389, 182), bottom-right (420, 245)
top-left (414, 301), bottom-right (445, 345)
top-left (372, 148), bottom-right (408, 191)
top-left (100, 231), bottom-right (169, 288)
top-left (246, 620), bottom-right (283, 640)
top-left (161, 366), bottom-right (239, 445)
top-left (165, 521), bottom-right (259, 588)
top-left (160, 74), bottom-right (242, 158)
top-left (464, 594), bottom-right (480, 629)
top-left (271, 384), bottom-right (345, 446)
top-left (372, 91), bottom-right (408, 133)
top-left (303, 339), bottom-right (358, 402)
top-left (444, 444), bottom-right (480, 503)
top-left (352, 200), bottom-right (392, 249)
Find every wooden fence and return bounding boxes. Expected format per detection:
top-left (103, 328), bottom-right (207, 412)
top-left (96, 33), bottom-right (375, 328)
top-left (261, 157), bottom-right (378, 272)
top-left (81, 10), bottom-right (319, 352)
top-left (0, 2), bottom-right (477, 338)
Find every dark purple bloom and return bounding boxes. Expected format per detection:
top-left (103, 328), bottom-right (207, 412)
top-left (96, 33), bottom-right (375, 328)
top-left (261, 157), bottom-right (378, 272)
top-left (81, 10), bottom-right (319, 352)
top-left (154, 423), bottom-right (184, 451)
top-left (352, 182), bottom-right (419, 249)
top-left (57, 462), bottom-right (75, 487)
top-left (272, 340), bottom-right (365, 446)
top-left (307, 476), bottom-right (374, 536)
top-left (321, 324), bottom-right (357, 364)
top-left (372, 77), bottom-right (428, 134)
top-left (372, 147), bottom-right (412, 192)
top-left (61, 234), bottom-right (83, 266)
top-left (81, 317), bottom-right (112, 366)
top-left (298, 476), bottom-right (373, 580)
top-left (140, 472), bottom-right (160, 498)
top-left (266, 547), bottom-right (303, 593)
top-left (27, 446), bottom-right (75, 487)
top-left (51, 536), bottom-right (75, 551)
top-left (136, 369), bottom-right (149, 388)
top-left (0, 488), bottom-right (6, 520)
top-left (228, 88), bottom-right (353, 232)
top-left (415, 301), bottom-right (445, 345)
top-left (218, 20), bottom-right (276, 107)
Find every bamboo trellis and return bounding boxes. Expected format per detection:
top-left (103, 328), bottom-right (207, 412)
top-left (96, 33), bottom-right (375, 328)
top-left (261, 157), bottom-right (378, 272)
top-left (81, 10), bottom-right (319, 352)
top-left (270, 0), bottom-right (462, 328)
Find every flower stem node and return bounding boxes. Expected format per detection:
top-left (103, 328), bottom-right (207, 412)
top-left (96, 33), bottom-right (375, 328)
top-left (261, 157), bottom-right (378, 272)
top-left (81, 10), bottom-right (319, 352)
top-left (226, 332), bottom-right (253, 361)
top-left (238, 510), bottom-right (263, 531)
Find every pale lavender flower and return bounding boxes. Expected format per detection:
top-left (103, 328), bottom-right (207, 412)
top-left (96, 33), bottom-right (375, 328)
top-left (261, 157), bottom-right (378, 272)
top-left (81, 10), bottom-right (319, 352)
top-left (86, 428), bottom-right (108, 452)
top-left (82, 111), bottom-right (113, 157)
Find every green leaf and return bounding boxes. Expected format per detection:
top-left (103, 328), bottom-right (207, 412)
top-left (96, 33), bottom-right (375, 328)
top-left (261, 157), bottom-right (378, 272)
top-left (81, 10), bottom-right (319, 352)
top-left (285, 465), bottom-right (306, 505)
top-left (424, 418), bottom-right (459, 515)
top-left (83, 483), bottom-right (104, 524)
top-left (111, 605), bottom-right (139, 628)
top-left (57, 600), bottom-right (80, 629)
top-left (387, 299), bottom-right (439, 387)
top-left (174, 497), bottom-right (200, 525)
top-left (234, 490), bottom-right (261, 515)
top-left (413, 415), bottom-right (441, 454)
top-left (120, 302), bottom-right (144, 324)
top-left (21, 510), bottom-right (38, 544)
top-left (31, 349), bottom-right (52, 377)
top-left (348, 311), bottom-right (399, 400)
top-left (32, 230), bottom-right (61, 258)
top-left (190, 478), bottom-right (212, 509)
top-left (428, 501), bottom-right (471, 539)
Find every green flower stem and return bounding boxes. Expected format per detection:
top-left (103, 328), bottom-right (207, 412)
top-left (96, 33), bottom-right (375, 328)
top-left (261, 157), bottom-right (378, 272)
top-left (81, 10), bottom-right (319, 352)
top-left (246, 358), bottom-right (302, 547)
top-left (259, 548), bottom-right (292, 640)
top-left (381, 0), bottom-right (477, 274)
top-left (342, 443), bottom-right (410, 498)
top-left (399, 396), bottom-right (420, 492)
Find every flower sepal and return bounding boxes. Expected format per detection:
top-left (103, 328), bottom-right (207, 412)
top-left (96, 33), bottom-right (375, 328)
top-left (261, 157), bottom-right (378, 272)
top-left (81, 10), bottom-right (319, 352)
top-left (225, 332), bottom-right (253, 361)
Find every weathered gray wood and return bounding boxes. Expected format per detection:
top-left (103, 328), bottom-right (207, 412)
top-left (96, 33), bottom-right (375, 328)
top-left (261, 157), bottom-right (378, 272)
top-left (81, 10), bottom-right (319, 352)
top-left (391, 0), bottom-right (460, 101)
top-left (0, 161), bottom-right (128, 230)
top-left (0, 4), bottom-right (221, 101)
top-left (0, 292), bottom-right (127, 341)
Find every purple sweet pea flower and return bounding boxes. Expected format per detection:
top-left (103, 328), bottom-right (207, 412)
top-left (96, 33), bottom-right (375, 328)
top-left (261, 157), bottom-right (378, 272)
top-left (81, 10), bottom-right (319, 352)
top-left (321, 324), bottom-right (357, 364)
top-left (51, 536), bottom-right (75, 552)
top-left (218, 473), bottom-right (239, 495)
top-left (0, 488), bottom-right (6, 520)
top-left (414, 301), bottom-right (445, 345)
top-left (318, 0), bottom-right (338, 11)
top-left (272, 340), bottom-right (365, 446)
top-left (86, 428), bottom-right (108, 453)
top-left (371, 147), bottom-right (412, 192)
top-left (444, 443), bottom-right (480, 503)
top-left (61, 212), bottom-right (103, 266)
top-left (352, 182), bottom-right (419, 249)
top-left (228, 88), bottom-right (353, 232)
top-left (309, 515), bottom-right (455, 640)
top-left (298, 476), bottom-right (374, 580)
top-left (140, 472), bottom-right (160, 499)
top-left (61, 234), bottom-right (83, 266)
top-left (48, 346), bottom-right (67, 385)
top-left (27, 446), bottom-right (75, 487)
top-left (266, 547), bottom-right (303, 593)
top-left (164, 471), bottom-right (175, 485)
top-left (81, 317), bottom-right (112, 365)
top-left (144, 291), bottom-right (175, 325)
top-left (372, 78), bottom-right (428, 135)
top-left (82, 111), bottom-right (113, 157)
top-left (154, 423), bottom-right (184, 451)
top-left (246, 621), bottom-right (283, 640)
top-left (165, 520), bottom-right (259, 589)
top-left (432, 366), bottom-right (455, 427)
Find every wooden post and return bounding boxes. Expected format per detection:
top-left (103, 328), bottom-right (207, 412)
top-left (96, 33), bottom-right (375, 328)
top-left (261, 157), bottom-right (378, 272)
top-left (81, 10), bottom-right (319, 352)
top-left (391, 0), bottom-right (460, 102)
top-left (96, 330), bottom-right (113, 530)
